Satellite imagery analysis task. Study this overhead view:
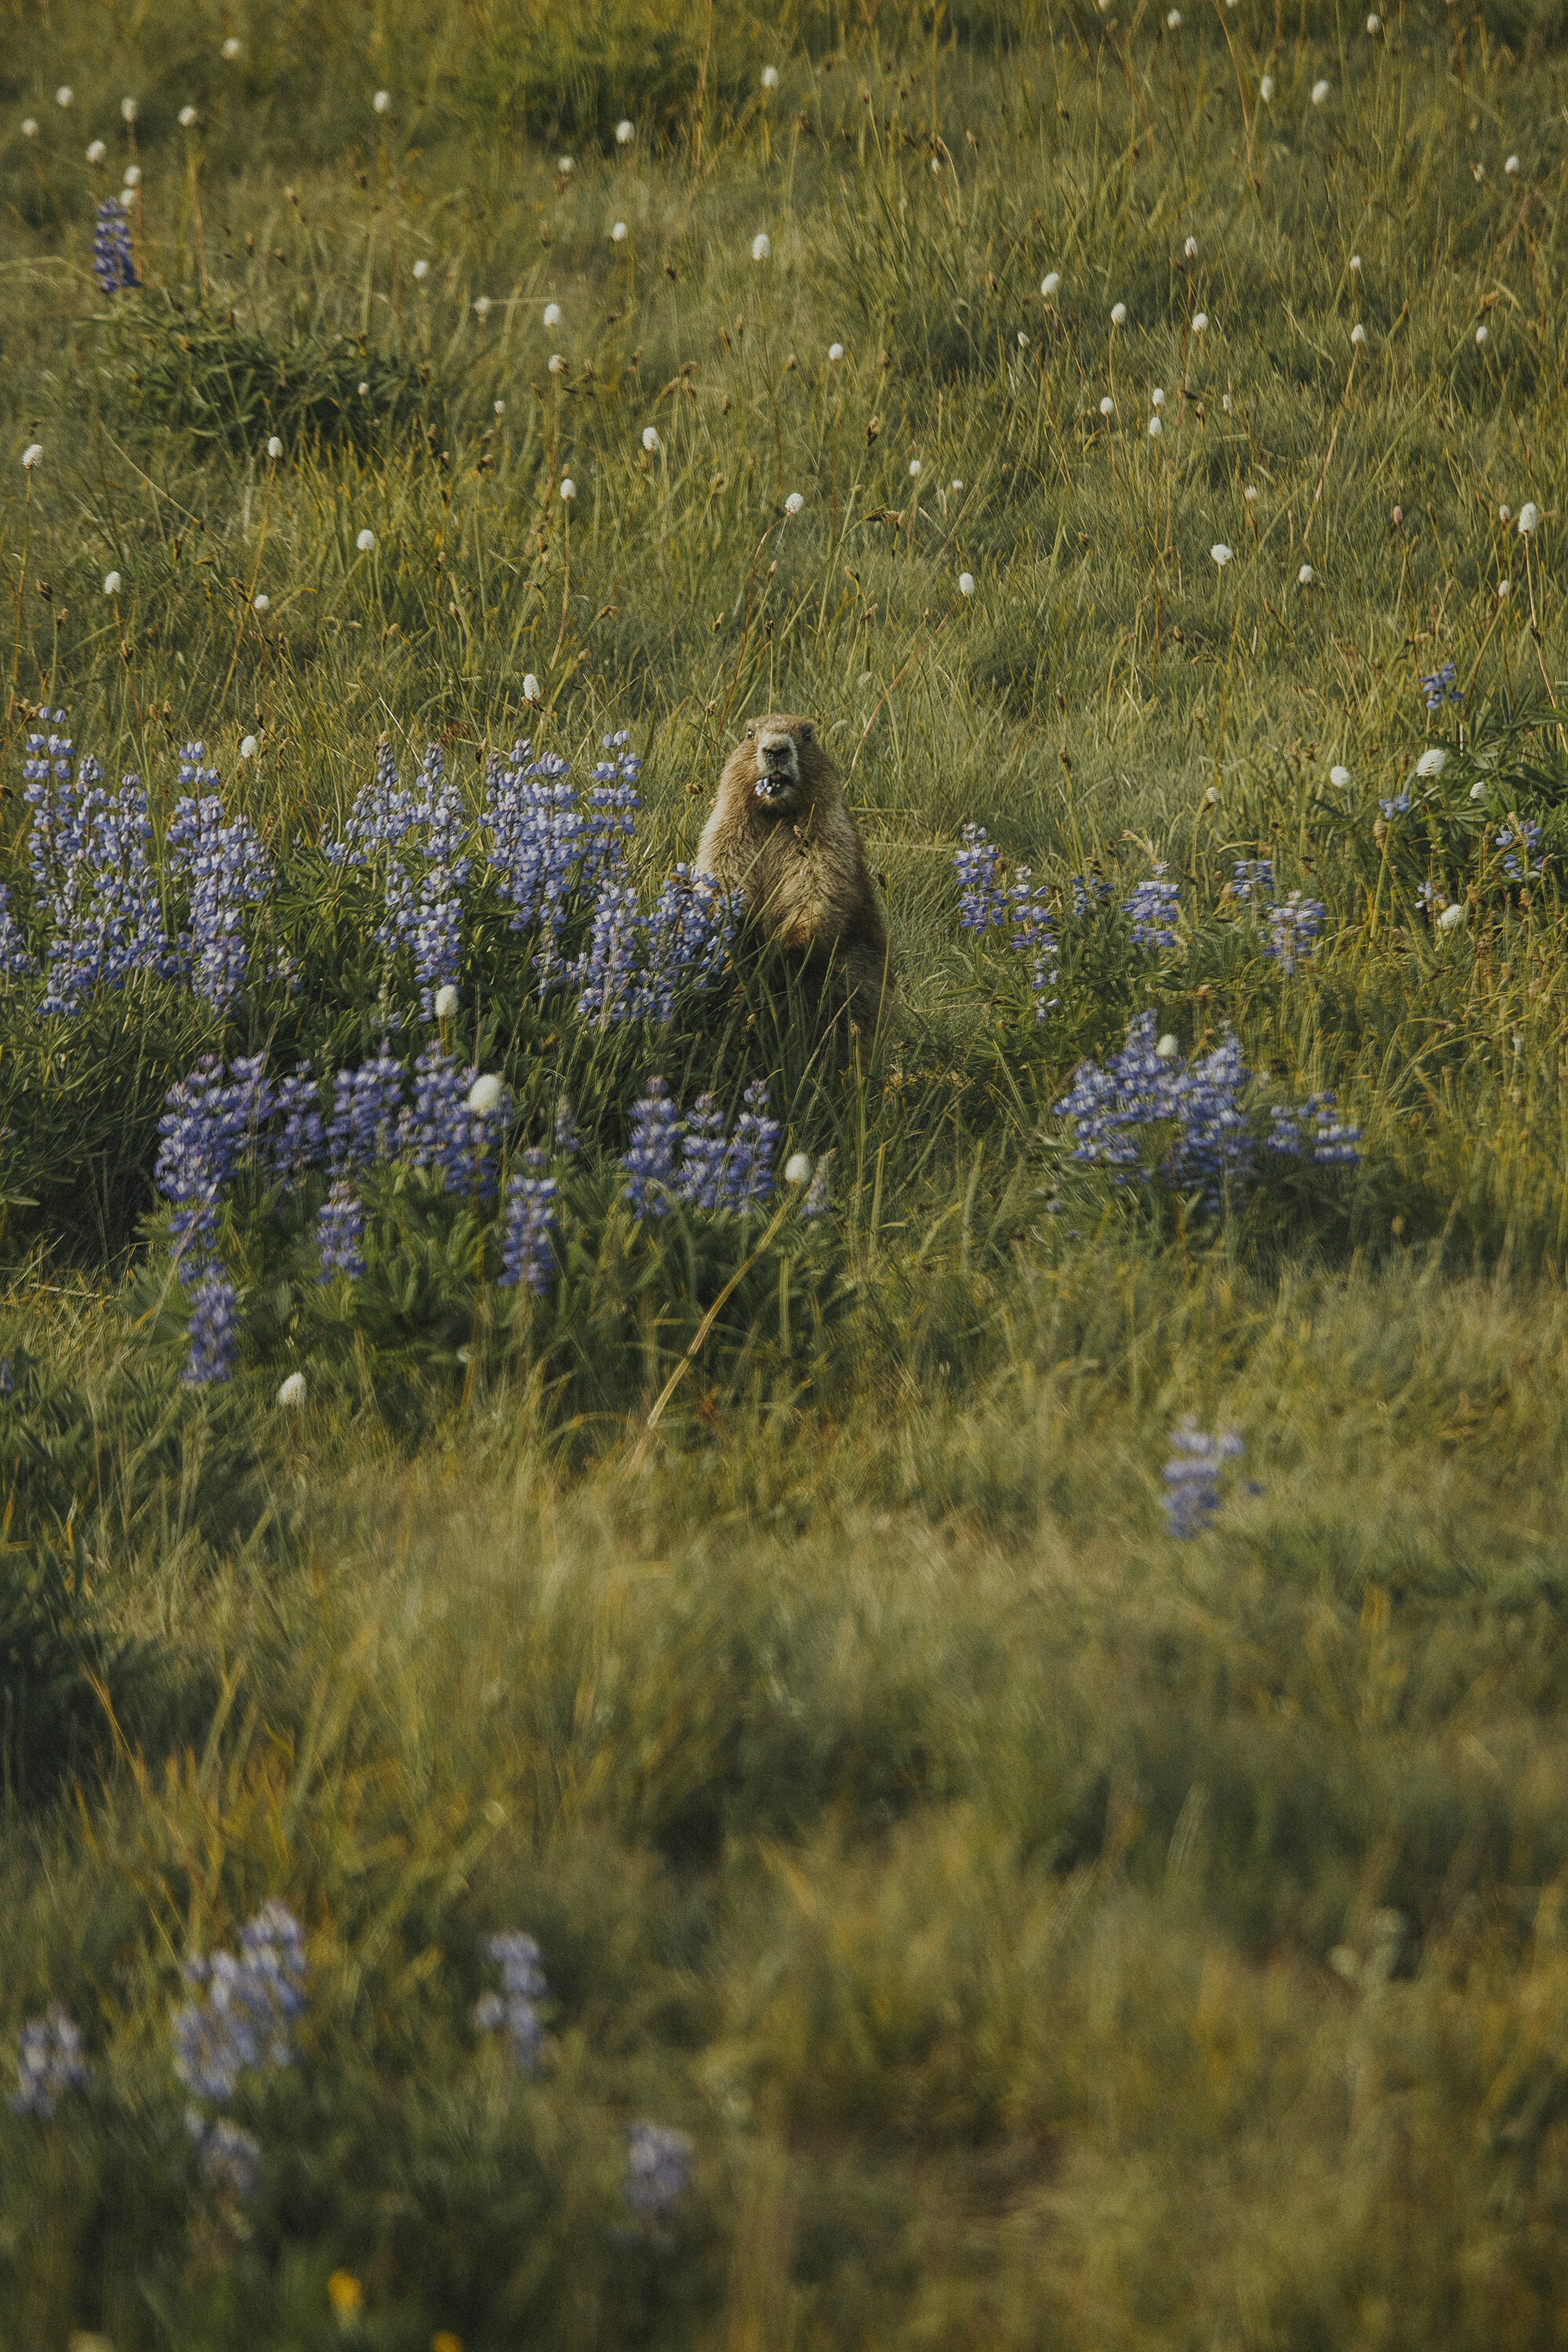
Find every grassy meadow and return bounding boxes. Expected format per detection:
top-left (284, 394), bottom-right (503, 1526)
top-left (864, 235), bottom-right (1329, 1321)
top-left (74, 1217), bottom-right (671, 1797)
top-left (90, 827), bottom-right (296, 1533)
top-left (8, 0), bottom-right (1568, 2341)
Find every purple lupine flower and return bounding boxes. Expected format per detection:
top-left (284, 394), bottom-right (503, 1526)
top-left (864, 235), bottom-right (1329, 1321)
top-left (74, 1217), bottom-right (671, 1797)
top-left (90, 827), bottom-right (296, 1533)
top-left (633, 869), bottom-right (735, 1020)
top-left (1496, 822), bottom-right (1544, 881)
top-left (1070, 872), bottom-right (1114, 915)
top-left (1266, 1094), bottom-right (1361, 1166)
top-left (325, 1054), bottom-right (406, 1171)
top-left (403, 742), bottom-right (472, 1015)
top-left (953, 822), bottom-right (1004, 931)
top-left (266, 1065), bottom-right (325, 1189)
top-left (676, 1095), bottom-right (728, 1209)
top-left (720, 1080), bottom-right (780, 1210)
top-left (1123, 867), bottom-right (1180, 950)
top-left (1162, 1419), bottom-right (1244, 1537)
top-left (173, 1902), bottom-right (307, 2107)
top-left (499, 1150), bottom-right (557, 1295)
top-left (92, 195), bottom-right (138, 295)
top-left (326, 738), bottom-right (416, 874)
top-left (1231, 858), bottom-right (1274, 903)
top-left (316, 1181), bottom-right (365, 1281)
top-left (624, 2122), bottom-right (694, 2225)
top-left (166, 754), bottom-right (274, 1011)
top-left (191, 2118), bottom-right (263, 2199)
top-left (622, 1078), bottom-right (680, 1217)
top-left (1378, 793), bottom-right (1410, 820)
top-left (804, 1153), bottom-right (833, 1218)
top-left (576, 880), bottom-right (643, 1023)
top-left (155, 1054), bottom-right (274, 1260)
top-left (1420, 660), bottom-right (1462, 713)
top-left (554, 1097), bottom-right (580, 1157)
top-left (1054, 1012), bottom-right (1183, 1179)
top-left (473, 1932), bottom-right (549, 2072)
top-left (1265, 892), bottom-right (1326, 975)
top-left (183, 1265), bottom-right (241, 1385)
top-left (580, 731), bottom-right (642, 891)
top-left (483, 739), bottom-right (583, 955)
top-left (1007, 866), bottom-right (1058, 1018)
top-left (0, 882), bottom-right (34, 981)
top-left (24, 733), bottom-right (169, 1014)
top-left (11, 2006), bottom-right (89, 2119)
top-left (1171, 1032), bottom-right (1254, 1210)
top-left (397, 1045), bottom-right (503, 1198)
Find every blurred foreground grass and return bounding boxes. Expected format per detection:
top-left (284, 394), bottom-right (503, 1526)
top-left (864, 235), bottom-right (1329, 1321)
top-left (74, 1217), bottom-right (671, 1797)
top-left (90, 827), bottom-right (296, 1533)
top-left (6, 0), bottom-right (1568, 2340)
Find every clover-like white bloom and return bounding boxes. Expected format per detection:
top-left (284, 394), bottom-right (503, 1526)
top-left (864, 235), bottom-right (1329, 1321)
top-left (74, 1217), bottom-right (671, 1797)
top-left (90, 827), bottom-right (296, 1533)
top-left (1499, 503), bottom-right (1512, 521)
top-left (616, 119), bottom-right (635, 144)
top-left (959, 572), bottom-right (975, 596)
top-left (1243, 485), bottom-right (1257, 502)
top-left (1156, 1034), bottom-right (1179, 1058)
top-left (560, 477), bottom-right (575, 500)
top-left (1498, 578), bottom-right (1511, 598)
top-left (1100, 394), bottom-right (1115, 416)
top-left (1203, 786), bottom-right (1219, 805)
top-left (1311, 78), bottom-right (1330, 103)
top-left (612, 221), bottom-right (628, 242)
top-left (1475, 324), bottom-right (1490, 345)
top-left (180, 105), bottom-right (198, 128)
top-left (1349, 256), bottom-right (1362, 274)
top-left (548, 354), bottom-right (566, 374)
top-left (1330, 764), bottom-right (1351, 789)
top-left (22, 443), bottom-right (42, 469)
top-left (356, 528), bottom-right (376, 552)
top-left (240, 734), bottom-right (259, 758)
top-left (277, 1372), bottom-right (307, 1408)
top-left (1148, 416), bottom-right (1163, 438)
top-left (1260, 74), bottom-right (1276, 101)
top-left (1167, 9), bottom-right (1181, 27)
top-left (1351, 323), bottom-right (1367, 346)
top-left (951, 478), bottom-right (964, 489)
top-left (557, 155), bottom-right (574, 174)
top-left (222, 36), bottom-right (241, 58)
top-left (1184, 235), bottom-right (1197, 260)
top-left (358, 381), bottom-right (369, 397)
top-left (1041, 271), bottom-right (1061, 296)
top-left (1111, 301), bottom-right (1127, 325)
top-left (413, 258), bottom-right (430, 280)
top-left (123, 164), bottom-right (141, 188)
top-left (1211, 543), bottom-right (1233, 565)
top-left (523, 673), bottom-right (541, 702)
top-left (1416, 747), bottom-right (1447, 778)
top-left (1367, 9), bottom-right (1381, 26)
top-left (1017, 330), bottom-right (1029, 348)
top-left (543, 301), bottom-right (561, 328)
top-left (1221, 392), bottom-right (1233, 412)
top-left (86, 139), bottom-right (106, 162)
top-left (252, 593), bottom-right (269, 612)
top-left (103, 571), bottom-right (121, 595)
top-left (373, 89), bottom-right (390, 113)
top-left (1151, 387), bottom-right (1165, 408)
top-left (1519, 501), bottom-right (1538, 533)
top-left (752, 231), bottom-right (771, 261)
top-left (785, 491), bottom-right (804, 514)
top-left (21, 118), bottom-right (37, 139)
top-left (121, 95), bottom-right (137, 122)
top-left (1505, 153), bottom-right (1520, 174)
top-left (1438, 902), bottom-right (1465, 930)
top-left (909, 458), bottom-right (922, 477)
top-left (467, 1073), bottom-right (503, 1115)
top-left (1192, 311), bottom-right (1208, 332)
top-left (1469, 779), bottom-right (1486, 800)
top-left (473, 296), bottom-right (492, 320)
top-left (762, 65), bottom-right (780, 89)
top-left (434, 983), bottom-right (459, 1019)
top-left (643, 426), bottom-right (660, 452)
top-left (828, 342), bottom-right (844, 361)
top-left (784, 1152), bottom-right (812, 1185)
top-left (1298, 563), bottom-right (1314, 584)
top-left (56, 86), bottom-right (73, 107)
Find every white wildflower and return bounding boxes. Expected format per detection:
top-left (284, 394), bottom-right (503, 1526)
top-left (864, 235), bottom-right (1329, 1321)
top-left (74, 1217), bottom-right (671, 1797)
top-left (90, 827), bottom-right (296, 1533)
top-left (643, 426), bottom-right (660, 452)
top-left (22, 443), bottom-right (42, 469)
top-left (86, 139), bottom-right (106, 162)
top-left (959, 572), bottom-right (976, 596)
top-left (434, 983), bottom-right (459, 1019)
top-left (557, 155), bottom-right (574, 175)
top-left (356, 528), bottom-right (376, 552)
top-left (121, 96), bottom-right (137, 122)
top-left (373, 89), bottom-right (391, 114)
top-left (466, 1073), bottom-right (503, 1115)
top-left (784, 1152), bottom-right (812, 1185)
top-left (122, 165), bottom-right (141, 188)
top-left (560, 477), bottom-right (575, 500)
top-left (1260, 74), bottom-right (1275, 101)
top-left (1151, 387), bottom-right (1165, 408)
top-left (1498, 578), bottom-right (1511, 598)
top-left (240, 734), bottom-right (258, 758)
top-left (543, 301), bottom-right (561, 328)
top-left (252, 593), bottom-right (269, 612)
top-left (828, 342), bottom-right (844, 361)
top-left (1041, 271), bottom-right (1061, 297)
top-left (1211, 543), bottom-right (1233, 565)
top-left (1438, 902), bottom-right (1465, 930)
top-left (1110, 301), bottom-right (1127, 325)
top-left (1156, 1034), bottom-right (1179, 1058)
top-left (412, 258), bottom-right (429, 280)
top-left (1312, 78), bottom-right (1330, 104)
top-left (1475, 325), bottom-right (1488, 344)
top-left (103, 571), bottom-right (121, 595)
top-left (56, 87), bottom-right (73, 107)
top-left (616, 119), bottom-right (635, 143)
top-left (1351, 323), bottom-right (1367, 346)
top-left (1330, 764), bottom-right (1352, 789)
top-left (751, 231), bottom-right (771, 261)
top-left (761, 65), bottom-right (780, 89)
top-left (523, 673), bottom-right (541, 702)
top-left (612, 221), bottom-right (628, 242)
top-left (785, 491), bottom-right (804, 514)
top-left (179, 105), bottom-right (198, 128)
top-left (474, 296), bottom-right (492, 320)
top-left (222, 36), bottom-right (241, 59)
top-left (1298, 563), bottom-right (1314, 584)
top-left (1416, 747), bottom-right (1447, 778)
top-left (548, 354), bottom-right (566, 374)
top-left (1505, 154), bottom-right (1520, 175)
top-left (277, 1372), bottom-right (307, 1407)
top-left (909, 458), bottom-right (922, 477)
top-left (1519, 501), bottom-right (1538, 533)
top-left (1148, 416), bottom-right (1163, 438)
top-left (1100, 395), bottom-right (1115, 416)
top-left (1184, 235), bottom-right (1198, 260)
top-left (21, 118), bottom-right (38, 139)
top-left (1167, 9), bottom-right (1181, 27)
top-left (1192, 311), bottom-right (1208, 331)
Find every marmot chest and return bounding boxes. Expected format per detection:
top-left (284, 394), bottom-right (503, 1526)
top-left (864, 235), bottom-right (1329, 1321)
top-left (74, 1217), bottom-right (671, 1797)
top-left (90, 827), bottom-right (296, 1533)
top-left (746, 819), bottom-right (846, 945)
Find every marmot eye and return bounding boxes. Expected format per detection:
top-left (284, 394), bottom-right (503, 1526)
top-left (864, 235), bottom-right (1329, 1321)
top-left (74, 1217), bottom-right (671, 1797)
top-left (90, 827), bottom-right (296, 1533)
top-left (745, 724), bottom-right (753, 739)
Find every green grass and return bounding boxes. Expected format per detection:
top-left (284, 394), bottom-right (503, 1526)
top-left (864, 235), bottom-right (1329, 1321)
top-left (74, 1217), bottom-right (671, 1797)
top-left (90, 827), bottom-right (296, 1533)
top-left (6, 0), bottom-right (1568, 2342)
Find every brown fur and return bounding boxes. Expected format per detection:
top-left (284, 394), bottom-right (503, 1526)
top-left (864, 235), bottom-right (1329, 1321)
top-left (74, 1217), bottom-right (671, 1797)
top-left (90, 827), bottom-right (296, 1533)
top-left (695, 714), bottom-right (894, 1031)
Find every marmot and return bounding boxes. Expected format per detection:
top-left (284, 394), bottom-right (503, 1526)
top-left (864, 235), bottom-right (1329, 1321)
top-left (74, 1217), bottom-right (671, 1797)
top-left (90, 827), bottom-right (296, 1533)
top-left (695, 713), bottom-right (894, 1031)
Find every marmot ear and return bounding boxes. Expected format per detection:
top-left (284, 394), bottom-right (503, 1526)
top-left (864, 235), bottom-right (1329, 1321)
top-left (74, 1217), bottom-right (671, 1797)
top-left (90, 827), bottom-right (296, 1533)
top-left (800, 724), bottom-right (814, 742)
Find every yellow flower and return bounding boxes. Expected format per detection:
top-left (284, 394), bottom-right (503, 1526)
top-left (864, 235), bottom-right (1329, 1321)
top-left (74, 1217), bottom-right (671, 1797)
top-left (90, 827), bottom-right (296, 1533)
top-left (432, 2335), bottom-right (465, 2352)
top-left (327, 2270), bottom-right (364, 2319)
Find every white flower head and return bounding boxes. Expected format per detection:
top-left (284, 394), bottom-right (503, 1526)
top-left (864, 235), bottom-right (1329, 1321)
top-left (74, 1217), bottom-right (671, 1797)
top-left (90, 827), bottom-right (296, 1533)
top-left (1167, 9), bottom-right (1181, 27)
top-left (1260, 74), bottom-right (1276, 101)
top-left (1111, 301), bottom-right (1127, 325)
top-left (1475, 325), bottom-right (1488, 345)
top-left (356, 528), bottom-right (376, 552)
top-left (1498, 577), bottom-right (1511, 598)
top-left (1298, 563), bottom-right (1314, 584)
top-left (643, 426), bottom-right (660, 452)
top-left (560, 477), bottom-right (575, 500)
top-left (56, 86), bottom-right (73, 107)
top-left (1416, 747), bottom-right (1447, 778)
top-left (828, 341), bottom-right (844, 361)
top-left (413, 258), bottom-right (430, 280)
top-left (1351, 322), bottom-right (1367, 346)
top-left (1505, 153), bottom-right (1520, 175)
top-left (761, 65), bottom-right (780, 89)
top-left (277, 1371), bottom-right (307, 1408)
top-left (543, 301), bottom-right (561, 328)
top-left (616, 118), bottom-right (635, 143)
top-left (1367, 9), bottom-right (1381, 26)
top-left (1184, 235), bottom-right (1198, 260)
top-left (121, 95), bottom-right (137, 123)
top-left (1330, 764), bottom-right (1352, 789)
top-left (122, 165), bottom-right (141, 188)
top-left (222, 36), bottom-right (241, 59)
top-left (180, 104), bottom-right (198, 128)
top-left (434, 983), bottom-right (459, 1019)
top-left (21, 118), bottom-right (37, 139)
top-left (467, 1073), bottom-right (503, 1116)
top-left (21, 443), bottom-right (42, 470)
top-left (612, 220), bottom-right (628, 242)
top-left (1192, 311), bottom-right (1209, 332)
top-left (1017, 330), bottom-right (1029, 348)
top-left (1211, 543), bottom-right (1233, 565)
top-left (1148, 415), bottom-right (1163, 438)
top-left (785, 491), bottom-right (804, 514)
top-left (1203, 786), bottom-right (1219, 805)
top-left (959, 572), bottom-right (975, 596)
top-left (1100, 394), bottom-right (1115, 416)
top-left (86, 139), bottom-right (106, 162)
top-left (358, 380), bottom-right (369, 397)
top-left (1349, 254), bottom-right (1362, 273)
top-left (252, 593), bottom-right (269, 612)
top-left (557, 155), bottom-right (574, 174)
top-left (1499, 503), bottom-right (1511, 521)
top-left (1156, 1033), bottom-right (1179, 1058)
top-left (1243, 485), bottom-right (1257, 501)
top-left (784, 1152), bottom-right (812, 1185)
top-left (1438, 902), bottom-right (1465, 930)
top-left (1312, 78), bottom-right (1331, 104)
top-left (752, 231), bottom-right (771, 262)
top-left (473, 296), bottom-right (492, 320)
top-left (547, 353), bottom-right (567, 375)
top-left (951, 478), bottom-right (964, 490)
top-left (373, 89), bottom-right (391, 113)
top-left (909, 458), bottom-right (922, 477)
top-left (103, 570), bottom-right (121, 595)
top-left (240, 734), bottom-right (258, 758)
top-left (523, 673), bottom-right (541, 702)
top-left (1469, 779), bottom-right (1486, 800)
top-left (1221, 392), bottom-right (1233, 412)
top-left (494, 400), bottom-right (505, 416)
top-left (1151, 387), bottom-right (1165, 408)
top-left (1041, 271), bottom-right (1061, 297)
top-left (1519, 501), bottom-right (1539, 533)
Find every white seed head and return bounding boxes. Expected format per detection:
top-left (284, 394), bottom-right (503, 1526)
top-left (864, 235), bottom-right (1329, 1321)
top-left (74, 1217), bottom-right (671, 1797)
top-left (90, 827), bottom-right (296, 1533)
top-left (1110, 301), bottom-right (1127, 325)
top-left (473, 296), bottom-right (492, 320)
top-left (1260, 74), bottom-right (1275, 101)
top-left (434, 983), bottom-right (459, 1019)
top-left (21, 443), bottom-right (42, 470)
top-left (1100, 394), bottom-right (1115, 416)
top-left (1041, 271), bottom-right (1061, 296)
top-left (560, 477), bottom-right (575, 500)
top-left (1469, 779), bottom-right (1486, 799)
top-left (616, 118), bottom-right (635, 143)
top-left (761, 65), bottom-right (780, 89)
top-left (557, 155), bottom-right (574, 174)
top-left (103, 570), bottom-right (121, 594)
top-left (1349, 254), bottom-right (1362, 272)
top-left (1203, 786), bottom-right (1219, 805)
top-left (523, 673), bottom-right (541, 702)
top-left (358, 380), bottom-right (369, 397)
top-left (548, 354), bottom-right (566, 374)
top-left (222, 36), bottom-right (241, 58)
top-left (1519, 501), bottom-right (1539, 533)
top-left (951, 478), bottom-right (964, 489)
top-left (643, 426), bottom-right (660, 452)
top-left (1192, 311), bottom-right (1208, 332)
top-left (1367, 10), bottom-right (1381, 27)
top-left (1312, 78), bottom-right (1331, 104)
top-left (240, 734), bottom-right (258, 758)
top-left (122, 164), bottom-right (141, 187)
top-left (1184, 235), bottom-right (1198, 260)
top-left (373, 89), bottom-right (391, 113)
top-left (1351, 322), bottom-right (1367, 346)
top-left (784, 1152), bottom-right (812, 1185)
top-left (1505, 153), bottom-right (1520, 174)
top-left (828, 342), bottom-right (844, 361)
top-left (179, 104), bottom-right (198, 128)
top-left (1211, 543), bottom-right (1233, 565)
top-left (1475, 325), bottom-right (1488, 344)
top-left (1017, 330), bottom-right (1029, 348)
top-left (1151, 387), bottom-right (1165, 408)
top-left (412, 258), bottom-right (430, 280)
top-left (267, 434), bottom-right (283, 459)
top-left (1499, 503), bottom-right (1511, 521)
top-left (21, 118), bottom-right (38, 139)
top-left (121, 95), bottom-right (137, 122)
top-left (543, 301), bottom-right (561, 328)
top-left (1330, 764), bottom-right (1352, 789)
top-left (1167, 9), bottom-right (1181, 27)
top-left (785, 491), bottom-right (804, 514)
top-left (1148, 415), bottom-right (1163, 438)
top-left (86, 139), bottom-right (106, 162)
top-left (56, 86), bottom-right (73, 107)
top-left (1498, 577), bottom-right (1511, 598)
top-left (1416, 747), bottom-right (1448, 777)
top-left (1243, 485), bottom-right (1257, 501)
top-left (908, 458), bottom-right (922, 477)
top-left (1221, 392), bottom-right (1233, 412)
top-left (1298, 563), bottom-right (1314, 584)
top-left (277, 1371), bottom-right (307, 1407)
top-left (356, 528), bottom-right (376, 551)
top-left (959, 572), bottom-right (976, 596)
top-left (252, 593), bottom-right (269, 612)
top-left (751, 231), bottom-right (771, 261)
top-left (931, 156), bottom-right (942, 176)
top-left (612, 220), bottom-right (628, 241)
top-left (1438, 902), bottom-right (1465, 930)
top-left (1156, 1033), bottom-right (1179, 1058)
top-left (467, 1073), bottom-right (503, 1116)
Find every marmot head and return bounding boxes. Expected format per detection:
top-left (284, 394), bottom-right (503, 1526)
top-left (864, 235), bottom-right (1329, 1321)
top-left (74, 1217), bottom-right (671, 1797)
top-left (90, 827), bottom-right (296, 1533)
top-left (727, 713), bottom-right (835, 818)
